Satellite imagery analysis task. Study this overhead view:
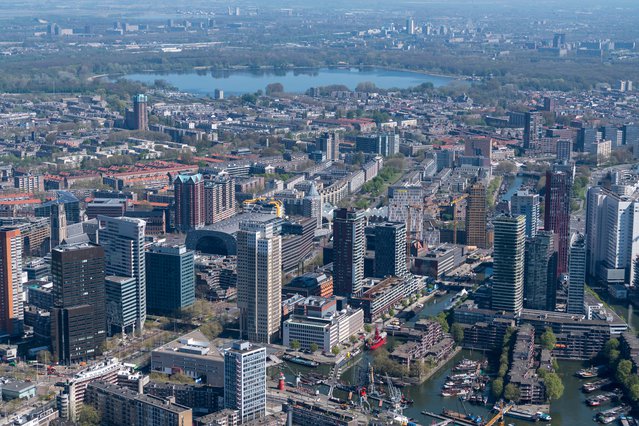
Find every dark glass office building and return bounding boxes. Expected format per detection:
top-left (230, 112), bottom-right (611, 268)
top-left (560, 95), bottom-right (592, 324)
top-left (146, 245), bottom-right (195, 315)
top-left (51, 243), bottom-right (106, 363)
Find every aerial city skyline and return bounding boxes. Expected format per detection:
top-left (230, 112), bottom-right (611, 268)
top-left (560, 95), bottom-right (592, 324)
top-left (0, 0), bottom-right (638, 425)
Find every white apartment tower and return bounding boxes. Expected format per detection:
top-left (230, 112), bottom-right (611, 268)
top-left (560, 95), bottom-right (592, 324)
top-left (236, 219), bottom-right (282, 344)
top-left (585, 187), bottom-right (639, 285)
top-left (224, 341), bottom-right (266, 423)
top-left (97, 216), bottom-right (147, 333)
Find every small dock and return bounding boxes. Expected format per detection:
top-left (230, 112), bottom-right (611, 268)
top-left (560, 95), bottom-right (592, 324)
top-left (421, 410), bottom-right (475, 426)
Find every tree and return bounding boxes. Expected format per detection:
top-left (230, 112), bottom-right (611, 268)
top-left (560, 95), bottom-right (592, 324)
top-left (199, 320), bottom-right (223, 340)
top-left (504, 383), bottom-right (521, 402)
top-left (616, 359), bottom-right (633, 386)
top-left (309, 343), bottom-right (319, 353)
top-left (492, 377), bottom-right (504, 399)
top-left (290, 340), bottom-right (301, 350)
top-left (603, 338), bottom-right (621, 367)
top-left (434, 312), bottom-right (450, 333)
top-left (364, 324), bottom-right (372, 333)
top-left (78, 405), bottom-right (101, 426)
top-left (543, 372), bottom-right (564, 400)
top-left (265, 82), bottom-right (284, 95)
top-left (628, 376), bottom-right (639, 401)
top-left (331, 345), bottom-right (340, 355)
top-left (37, 350), bottom-right (52, 365)
top-left (451, 323), bottom-right (464, 344)
top-left (494, 161), bottom-right (517, 175)
top-left (355, 81), bottom-right (377, 92)
top-left (171, 372), bottom-right (195, 384)
top-left (540, 327), bottom-right (557, 351)
top-left (349, 335), bottom-right (358, 344)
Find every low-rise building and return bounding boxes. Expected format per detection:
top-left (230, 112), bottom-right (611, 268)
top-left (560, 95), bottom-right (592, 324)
top-left (507, 324), bottom-right (546, 405)
top-left (85, 381), bottom-right (193, 426)
top-left (350, 276), bottom-right (421, 322)
top-left (283, 273), bottom-right (333, 298)
top-left (2, 381), bottom-right (36, 401)
top-left (151, 331), bottom-right (224, 386)
top-left (283, 306), bottom-right (364, 352)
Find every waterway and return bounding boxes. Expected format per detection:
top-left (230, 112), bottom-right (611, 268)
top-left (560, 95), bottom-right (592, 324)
top-left (123, 67), bottom-right (454, 96)
top-left (501, 175), bottom-right (525, 202)
top-left (279, 289), bottom-right (617, 425)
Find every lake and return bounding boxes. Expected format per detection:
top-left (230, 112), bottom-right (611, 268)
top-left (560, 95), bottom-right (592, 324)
top-left (122, 67), bottom-right (454, 96)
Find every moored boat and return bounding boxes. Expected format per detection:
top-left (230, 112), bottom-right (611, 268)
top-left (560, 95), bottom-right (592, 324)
top-left (366, 328), bottom-right (387, 350)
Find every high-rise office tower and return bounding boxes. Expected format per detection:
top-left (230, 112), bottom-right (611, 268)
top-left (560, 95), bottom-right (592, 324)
top-left (585, 186), bottom-right (607, 277)
top-left (543, 96), bottom-right (555, 112)
top-left (50, 202), bottom-right (67, 249)
top-left (132, 94), bottom-right (148, 131)
top-left (224, 341), bottom-right (266, 423)
top-left (406, 17), bottom-right (415, 35)
top-left (105, 276), bottom-right (136, 336)
top-left (203, 176), bottom-right (236, 225)
top-left (146, 245), bottom-right (195, 315)
top-left (556, 139), bottom-right (572, 162)
top-left (97, 216), bottom-right (146, 333)
top-left (552, 33), bottom-right (566, 48)
top-left (511, 190), bottom-right (540, 238)
top-left (318, 132), bottom-right (339, 161)
top-left (35, 191), bottom-right (81, 225)
top-left (174, 174), bottom-right (205, 231)
top-left (576, 127), bottom-right (597, 152)
top-left (303, 182), bottom-right (322, 229)
top-left (388, 184), bottom-right (424, 241)
top-left (544, 170), bottom-right (571, 275)
top-left (523, 231), bottom-right (557, 311)
top-left (332, 208), bottom-right (365, 297)
top-left (492, 215), bottom-right (525, 313)
top-left (51, 243), bottom-right (106, 363)
top-left (586, 187), bottom-right (639, 285)
top-left (374, 222), bottom-right (408, 278)
top-left (466, 182), bottom-right (487, 248)
top-left (622, 124), bottom-right (639, 154)
top-left (523, 112), bottom-right (542, 150)
top-left (237, 220), bottom-right (282, 343)
top-left (567, 234), bottom-right (586, 314)
top-left (0, 229), bottom-right (23, 337)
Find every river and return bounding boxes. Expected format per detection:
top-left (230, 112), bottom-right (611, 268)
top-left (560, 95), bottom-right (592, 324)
top-left (122, 67), bottom-right (454, 96)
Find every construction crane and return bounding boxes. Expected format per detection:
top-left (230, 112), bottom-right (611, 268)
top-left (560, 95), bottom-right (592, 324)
top-left (484, 401), bottom-right (514, 426)
top-left (242, 197), bottom-right (284, 217)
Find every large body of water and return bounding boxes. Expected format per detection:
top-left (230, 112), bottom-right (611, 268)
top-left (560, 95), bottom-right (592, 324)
top-left (123, 67), bottom-right (454, 96)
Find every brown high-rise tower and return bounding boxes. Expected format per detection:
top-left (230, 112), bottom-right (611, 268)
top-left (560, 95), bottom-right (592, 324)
top-left (466, 182), bottom-right (487, 248)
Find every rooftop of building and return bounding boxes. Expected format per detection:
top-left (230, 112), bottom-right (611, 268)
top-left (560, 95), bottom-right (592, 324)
top-left (199, 211), bottom-right (279, 235)
top-left (285, 272), bottom-right (331, 289)
top-left (53, 242), bottom-right (100, 253)
top-left (88, 381), bottom-right (192, 414)
top-left (2, 381), bottom-right (35, 393)
top-left (153, 330), bottom-right (225, 361)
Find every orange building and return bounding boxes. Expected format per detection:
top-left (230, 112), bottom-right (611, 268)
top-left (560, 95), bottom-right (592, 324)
top-left (0, 229), bottom-right (23, 336)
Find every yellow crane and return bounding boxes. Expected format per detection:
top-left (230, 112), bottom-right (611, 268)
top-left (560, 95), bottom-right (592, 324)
top-left (484, 402), bottom-right (514, 426)
top-left (243, 197), bottom-right (284, 217)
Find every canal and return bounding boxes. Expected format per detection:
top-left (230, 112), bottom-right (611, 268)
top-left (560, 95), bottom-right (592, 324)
top-left (501, 175), bottom-right (524, 202)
